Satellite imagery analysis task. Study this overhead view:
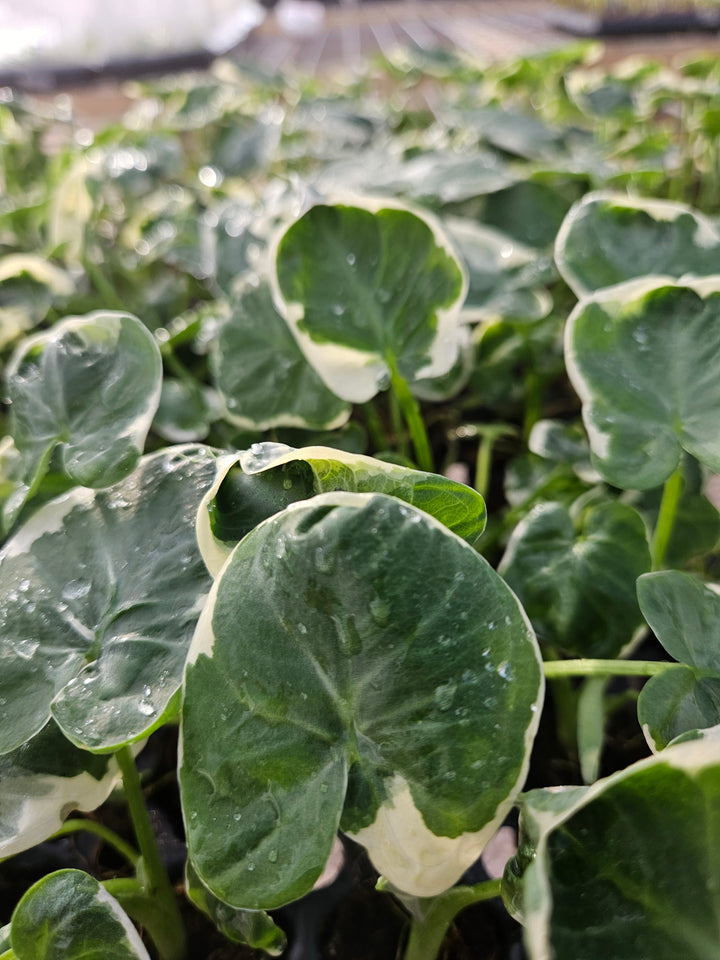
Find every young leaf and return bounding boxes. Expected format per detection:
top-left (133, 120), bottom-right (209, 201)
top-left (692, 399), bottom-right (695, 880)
top-left (0, 721), bottom-right (121, 859)
top-left (5, 311), bottom-right (162, 526)
top-left (637, 571), bottom-right (720, 750)
top-left (196, 442), bottom-right (487, 576)
top-left (498, 501), bottom-right (651, 658)
top-left (566, 277), bottom-right (720, 489)
top-left (210, 279), bottom-right (351, 431)
top-left (185, 861), bottom-right (286, 956)
top-left (10, 869), bottom-right (151, 960)
top-left (506, 732), bottom-right (720, 959)
top-left (181, 492), bottom-right (543, 907)
top-left (271, 199), bottom-right (468, 403)
top-left (0, 445), bottom-right (217, 755)
top-left (555, 192), bottom-right (720, 298)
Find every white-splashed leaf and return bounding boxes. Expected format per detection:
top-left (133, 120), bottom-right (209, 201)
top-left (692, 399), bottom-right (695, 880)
top-left (504, 732), bottom-right (720, 959)
top-left (0, 721), bottom-right (121, 858)
top-left (10, 869), bottom-right (151, 960)
top-left (196, 441), bottom-right (487, 576)
top-left (181, 492), bottom-right (543, 907)
top-left (271, 198), bottom-right (468, 403)
top-left (5, 311), bottom-right (162, 527)
top-left (0, 445), bottom-right (217, 755)
top-left (566, 277), bottom-right (720, 489)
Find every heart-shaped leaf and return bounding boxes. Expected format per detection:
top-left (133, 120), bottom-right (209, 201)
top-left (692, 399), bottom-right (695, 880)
top-left (210, 280), bottom-right (351, 431)
top-left (5, 311), bottom-right (162, 529)
top-left (499, 500), bottom-right (651, 658)
top-left (556, 192), bottom-right (720, 298)
top-left (505, 732), bottom-right (720, 960)
top-left (196, 442), bottom-right (487, 576)
top-left (637, 571), bottom-right (720, 750)
top-left (10, 869), bottom-right (150, 960)
top-left (272, 199), bottom-right (468, 403)
top-left (181, 492), bottom-right (543, 907)
top-left (566, 277), bottom-right (720, 489)
top-left (0, 445), bottom-right (217, 755)
top-left (0, 721), bottom-right (121, 858)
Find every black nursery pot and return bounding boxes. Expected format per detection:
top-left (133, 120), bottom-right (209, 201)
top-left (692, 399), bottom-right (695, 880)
top-left (547, 4), bottom-right (720, 37)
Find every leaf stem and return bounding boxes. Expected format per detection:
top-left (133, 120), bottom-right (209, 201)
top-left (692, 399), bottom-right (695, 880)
top-left (387, 360), bottom-right (433, 472)
top-left (650, 465), bottom-right (683, 571)
top-left (402, 880), bottom-right (502, 960)
top-left (115, 746), bottom-right (186, 960)
top-left (543, 659), bottom-right (673, 679)
top-left (49, 817), bottom-right (140, 868)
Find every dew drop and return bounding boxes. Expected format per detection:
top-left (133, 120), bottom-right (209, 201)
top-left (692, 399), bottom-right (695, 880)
top-left (298, 623), bottom-right (307, 635)
top-left (331, 303), bottom-right (345, 317)
top-left (369, 596), bottom-right (390, 626)
top-left (138, 700), bottom-right (156, 716)
top-left (233, 812), bottom-right (243, 822)
top-left (268, 849), bottom-right (278, 863)
top-left (346, 253), bottom-right (356, 266)
top-left (247, 862), bottom-right (255, 872)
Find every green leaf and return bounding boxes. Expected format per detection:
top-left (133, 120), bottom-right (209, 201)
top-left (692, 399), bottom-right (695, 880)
top-left (555, 192), bottom-right (720, 298)
top-left (10, 870), bottom-right (150, 960)
top-left (185, 861), bottom-right (286, 955)
top-left (181, 492), bottom-right (543, 906)
top-left (5, 311), bottom-right (162, 521)
top-left (0, 255), bottom-right (73, 349)
top-left (0, 445), bottom-right (217, 754)
top-left (637, 571), bottom-right (720, 750)
top-left (499, 501), bottom-right (651, 658)
top-left (0, 721), bottom-right (120, 858)
top-left (507, 733), bottom-right (720, 959)
top-left (445, 217), bottom-right (553, 323)
top-left (197, 442), bottom-right (487, 576)
top-left (272, 200), bottom-right (468, 403)
top-left (210, 280), bottom-right (351, 431)
top-left (566, 278), bottom-right (720, 489)
top-left (152, 378), bottom-right (214, 443)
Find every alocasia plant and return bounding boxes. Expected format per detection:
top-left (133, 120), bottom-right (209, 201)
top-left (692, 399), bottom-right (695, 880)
top-left (3, 49), bottom-right (720, 960)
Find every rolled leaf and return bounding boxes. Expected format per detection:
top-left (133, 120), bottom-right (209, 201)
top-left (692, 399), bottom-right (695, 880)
top-left (181, 492), bottom-right (543, 907)
top-left (196, 442), bottom-right (487, 576)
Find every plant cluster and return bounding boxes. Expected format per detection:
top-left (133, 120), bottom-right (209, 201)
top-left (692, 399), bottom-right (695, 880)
top-left (1, 41), bottom-right (720, 960)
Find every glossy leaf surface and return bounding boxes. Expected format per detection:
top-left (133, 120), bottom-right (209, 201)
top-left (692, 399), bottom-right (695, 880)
top-left (0, 446), bottom-right (217, 754)
top-left (555, 192), bottom-right (720, 297)
top-left (197, 442), bottom-right (487, 576)
top-left (0, 721), bottom-right (120, 858)
top-left (210, 280), bottom-right (351, 431)
top-left (11, 870), bottom-right (150, 960)
top-left (185, 861), bottom-right (286, 955)
top-left (507, 734), bottom-right (720, 960)
top-left (499, 500), bottom-right (650, 657)
top-left (566, 278), bottom-right (720, 489)
top-left (272, 200), bottom-right (467, 403)
top-left (181, 492), bottom-right (543, 906)
top-left (637, 571), bottom-right (720, 750)
top-left (5, 312), bottom-right (162, 527)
